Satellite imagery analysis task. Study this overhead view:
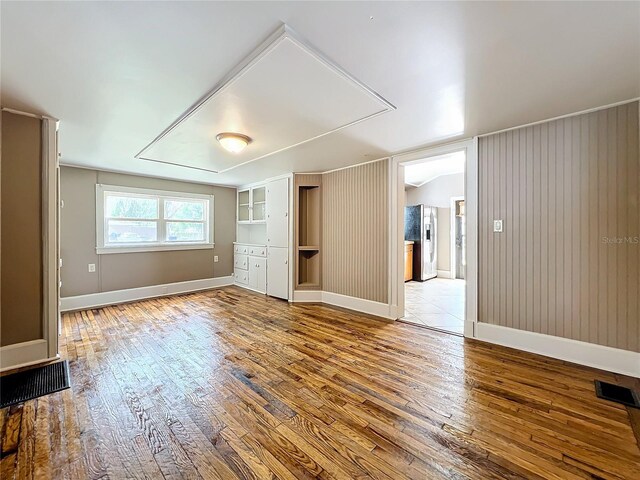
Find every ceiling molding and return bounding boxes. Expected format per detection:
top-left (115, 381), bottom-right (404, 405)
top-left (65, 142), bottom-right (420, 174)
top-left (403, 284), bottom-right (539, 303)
top-left (135, 23), bottom-right (396, 174)
top-left (477, 97), bottom-right (640, 138)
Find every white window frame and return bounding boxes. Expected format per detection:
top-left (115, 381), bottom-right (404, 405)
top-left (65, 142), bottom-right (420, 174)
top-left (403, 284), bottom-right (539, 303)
top-left (96, 184), bottom-right (214, 254)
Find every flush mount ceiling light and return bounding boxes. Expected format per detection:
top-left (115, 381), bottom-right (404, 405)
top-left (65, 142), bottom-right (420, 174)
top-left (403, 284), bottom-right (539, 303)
top-left (216, 132), bottom-right (252, 154)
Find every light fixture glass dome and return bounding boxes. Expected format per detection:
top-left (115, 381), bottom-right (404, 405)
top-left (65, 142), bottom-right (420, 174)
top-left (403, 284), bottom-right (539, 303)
top-left (216, 132), bottom-right (252, 154)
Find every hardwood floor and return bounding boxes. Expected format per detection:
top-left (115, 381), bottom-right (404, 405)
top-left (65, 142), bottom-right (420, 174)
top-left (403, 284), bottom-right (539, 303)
top-left (1, 286), bottom-right (638, 479)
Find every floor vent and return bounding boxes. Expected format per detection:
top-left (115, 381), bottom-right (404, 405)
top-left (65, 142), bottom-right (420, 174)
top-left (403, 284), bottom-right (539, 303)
top-left (594, 380), bottom-right (640, 408)
top-left (0, 361), bottom-right (70, 408)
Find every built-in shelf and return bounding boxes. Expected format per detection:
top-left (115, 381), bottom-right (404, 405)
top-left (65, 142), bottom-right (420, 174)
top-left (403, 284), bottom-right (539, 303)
top-left (298, 186), bottom-right (320, 247)
top-left (297, 250), bottom-right (320, 288)
top-left (295, 175), bottom-right (322, 290)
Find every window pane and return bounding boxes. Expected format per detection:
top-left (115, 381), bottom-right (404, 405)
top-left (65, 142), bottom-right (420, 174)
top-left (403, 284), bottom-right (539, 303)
top-left (164, 200), bottom-right (204, 221)
top-left (106, 195), bottom-right (158, 219)
top-left (166, 222), bottom-right (205, 242)
top-left (107, 220), bottom-right (157, 243)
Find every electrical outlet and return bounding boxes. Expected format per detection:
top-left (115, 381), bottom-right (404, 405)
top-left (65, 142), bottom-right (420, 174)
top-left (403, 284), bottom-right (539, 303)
top-left (214, 255), bottom-right (219, 263)
top-left (493, 220), bottom-right (504, 233)
top-left (88, 263), bottom-right (96, 272)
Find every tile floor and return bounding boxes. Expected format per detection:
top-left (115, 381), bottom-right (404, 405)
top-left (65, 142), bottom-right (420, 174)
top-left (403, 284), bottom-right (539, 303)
top-left (402, 278), bottom-right (465, 334)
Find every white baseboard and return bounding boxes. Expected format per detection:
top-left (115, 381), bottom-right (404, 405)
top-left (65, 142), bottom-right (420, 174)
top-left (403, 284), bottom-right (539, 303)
top-left (437, 270), bottom-right (453, 279)
top-left (475, 322), bottom-right (640, 377)
top-left (61, 276), bottom-right (234, 312)
top-left (292, 290), bottom-right (395, 319)
top-left (321, 291), bottom-right (394, 319)
top-left (0, 339), bottom-right (58, 372)
top-left (292, 290), bottom-right (323, 303)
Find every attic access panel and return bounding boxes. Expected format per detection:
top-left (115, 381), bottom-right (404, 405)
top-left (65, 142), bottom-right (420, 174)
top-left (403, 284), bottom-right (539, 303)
top-left (136, 25), bottom-right (395, 174)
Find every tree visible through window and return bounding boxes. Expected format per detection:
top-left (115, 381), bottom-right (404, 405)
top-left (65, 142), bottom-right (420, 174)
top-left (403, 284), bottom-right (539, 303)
top-left (97, 185), bottom-right (213, 252)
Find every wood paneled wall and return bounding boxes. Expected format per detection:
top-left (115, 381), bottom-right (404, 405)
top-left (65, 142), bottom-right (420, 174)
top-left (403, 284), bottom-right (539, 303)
top-left (479, 101), bottom-right (639, 352)
top-left (322, 159), bottom-right (389, 303)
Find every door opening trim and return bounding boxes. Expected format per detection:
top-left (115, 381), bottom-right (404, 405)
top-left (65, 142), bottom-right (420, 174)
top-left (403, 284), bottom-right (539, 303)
top-left (389, 138), bottom-right (478, 338)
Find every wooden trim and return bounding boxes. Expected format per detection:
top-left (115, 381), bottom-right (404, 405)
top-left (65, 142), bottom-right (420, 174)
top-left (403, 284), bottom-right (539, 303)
top-left (291, 290), bottom-right (395, 319)
top-left (476, 322), bottom-right (640, 377)
top-left (465, 137), bottom-right (479, 337)
top-left (42, 117), bottom-right (59, 359)
top-left (390, 138), bottom-right (477, 331)
top-left (0, 340), bottom-right (56, 372)
top-left (134, 25), bottom-right (395, 175)
top-left (478, 97), bottom-right (640, 138)
top-left (60, 276), bottom-right (234, 312)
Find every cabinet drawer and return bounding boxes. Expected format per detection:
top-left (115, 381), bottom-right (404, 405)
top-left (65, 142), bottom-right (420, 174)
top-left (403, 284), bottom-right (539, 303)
top-left (234, 269), bottom-right (248, 285)
top-left (234, 254), bottom-right (248, 270)
top-left (234, 244), bottom-right (249, 255)
top-left (248, 246), bottom-right (266, 257)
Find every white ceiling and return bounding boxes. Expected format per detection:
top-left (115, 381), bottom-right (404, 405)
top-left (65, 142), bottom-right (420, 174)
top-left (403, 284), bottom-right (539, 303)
top-left (2, 2), bottom-right (638, 187)
top-left (138, 27), bottom-right (394, 174)
top-left (404, 151), bottom-right (465, 187)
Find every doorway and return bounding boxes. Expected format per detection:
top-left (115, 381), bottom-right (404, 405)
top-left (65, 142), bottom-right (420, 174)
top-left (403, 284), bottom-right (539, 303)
top-left (401, 151), bottom-right (465, 334)
top-left (390, 138), bottom-right (477, 338)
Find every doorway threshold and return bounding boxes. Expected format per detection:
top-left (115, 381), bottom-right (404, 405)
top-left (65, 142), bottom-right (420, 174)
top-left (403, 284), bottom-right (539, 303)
top-left (397, 319), bottom-right (464, 337)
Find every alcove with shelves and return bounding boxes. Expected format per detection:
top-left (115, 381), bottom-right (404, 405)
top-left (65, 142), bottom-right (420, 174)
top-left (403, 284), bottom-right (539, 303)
top-left (294, 174), bottom-right (322, 290)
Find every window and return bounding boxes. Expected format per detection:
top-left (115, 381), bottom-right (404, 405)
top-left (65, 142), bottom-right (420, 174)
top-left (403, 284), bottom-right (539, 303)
top-left (96, 184), bottom-right (214, 254)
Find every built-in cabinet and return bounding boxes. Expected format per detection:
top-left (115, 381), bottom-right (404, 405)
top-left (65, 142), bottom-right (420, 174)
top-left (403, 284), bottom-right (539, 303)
top-left (237, 185), bottom-right (266, 224)
top-left (234, 243), bottom-right (267, 292)
top-left (235, 177), bottom-right (290, 300)
top-left (266, 178), bottom-right (289, 299)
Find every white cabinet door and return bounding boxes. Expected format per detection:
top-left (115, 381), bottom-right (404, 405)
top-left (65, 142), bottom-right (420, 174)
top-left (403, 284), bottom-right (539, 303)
top-left (249, 256), bottom-right (266, 293)
top-left (266, 178), bottom-right (289, 248)
top-left (267, 247), bottom-right (288, 300)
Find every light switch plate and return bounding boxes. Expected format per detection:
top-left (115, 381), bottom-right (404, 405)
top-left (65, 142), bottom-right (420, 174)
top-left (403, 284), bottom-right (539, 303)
top-left (88, 263), bottom-right (96, 272)
top-left (493, 220), bottom-right (504, 233)
top-left (214, 256), bottom-right (219, 263)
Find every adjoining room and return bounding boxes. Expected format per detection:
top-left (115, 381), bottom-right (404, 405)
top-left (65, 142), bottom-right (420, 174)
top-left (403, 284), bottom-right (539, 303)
top-left (402, 150), bottom-right (466, 334)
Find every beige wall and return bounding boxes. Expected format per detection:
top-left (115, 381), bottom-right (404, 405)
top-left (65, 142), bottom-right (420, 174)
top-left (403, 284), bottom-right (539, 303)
top-left (60, 167), bottom-right (236, 297)
top-left (1, 111), bottom-right (43, 346)
top-left (478, 101), bottom-right (639, 352)
top-left (323, 159), bottom-right (389, 303)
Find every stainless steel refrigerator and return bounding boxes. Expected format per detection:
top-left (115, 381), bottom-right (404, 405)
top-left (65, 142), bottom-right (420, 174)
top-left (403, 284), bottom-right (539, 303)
top-left (404, 204), bottom-right (437, 281)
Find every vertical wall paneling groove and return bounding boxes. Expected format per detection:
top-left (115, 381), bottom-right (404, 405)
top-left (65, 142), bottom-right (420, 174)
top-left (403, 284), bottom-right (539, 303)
top-left (478, 101), bottom-right (639, 352)
top-left (322, 159), bottom-right (389, 303)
